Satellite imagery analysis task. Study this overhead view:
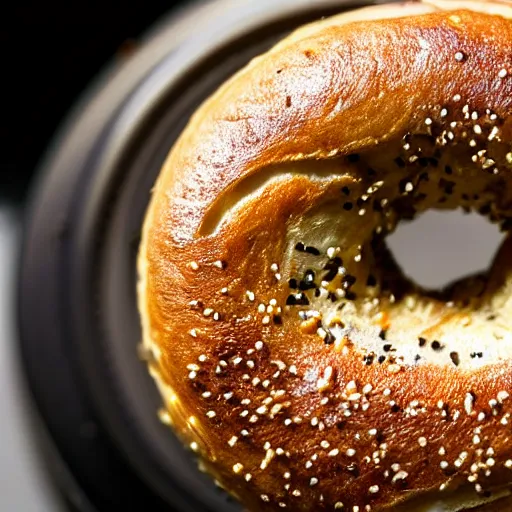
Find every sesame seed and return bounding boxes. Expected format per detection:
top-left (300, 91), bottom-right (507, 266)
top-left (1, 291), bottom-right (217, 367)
top-left (387, 363), bottom-right (401, 374)
top-left (455, 452), bottom-right (468, 468)
top-left (260, 449), bottom-right (275, 470)
top-left (346, 448), bottom-right (356, 457)
top-left (425, 118), bottom-right (432, 126)
top-left (487, 126), bottom-right (499, 143)
top-left (499, 68), bottom-right (508, 78)
top-left (246, 291), bottom-right (255, 301)
top-left (228, 436), bottom-right (238, 447)
top-left (497, 391), bottom-right (509, 403)
top-left (335, 503), bottom-right (344, 510)
top-left (206, 411), bottom-right (216, 418)
top-left (270, 404), bottom-right (283, 416)
top-left (418, 437), bottom-right (427, 447)
top-left (188, 261), bottom-right (199, 270)
top-left (455, 51), bottom-right (465, 62)
top-left (190, 441), bottom-right (198, 452)
top-left (392, 471), bottom-right (408, 483)
top-left (329, 449), bottom-right (340, 457)
top-left (464, 393), bottom-right (474, 415)
top-left (369, 485), bottom-right (379, 494)
top-left (440, 461), bottom-right (449, 469)
top-left (362, 384), bottom-right (373, 394)
top-left (505, 460), bottom-right (512, 468)
top-left (310, 477), bottom-right (318, 486)
top-left (233, 463), bottom-right (244, 474)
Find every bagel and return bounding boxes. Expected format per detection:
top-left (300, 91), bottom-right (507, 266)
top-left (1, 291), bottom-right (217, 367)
top-left (137, 1), bottom-right (512, 510)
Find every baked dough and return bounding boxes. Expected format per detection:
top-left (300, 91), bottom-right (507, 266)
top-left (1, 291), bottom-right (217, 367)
top-left (138, 1), bottom-right (512, 510)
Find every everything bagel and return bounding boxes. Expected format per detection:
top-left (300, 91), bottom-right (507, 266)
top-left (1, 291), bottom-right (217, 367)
top-left (138, 1), bottom-right (512, 510)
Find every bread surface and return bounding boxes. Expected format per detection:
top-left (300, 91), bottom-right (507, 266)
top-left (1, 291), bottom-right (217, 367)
top-left (138, 1), bottom-right (512, 510)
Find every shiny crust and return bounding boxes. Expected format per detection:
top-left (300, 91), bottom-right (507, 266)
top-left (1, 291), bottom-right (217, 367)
top-left (138, 2), bottom-right (512, 511)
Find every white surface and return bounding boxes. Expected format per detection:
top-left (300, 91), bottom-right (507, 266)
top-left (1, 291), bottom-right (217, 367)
top-left (0, 206), bottom-right (66, 512)
top-left (387, 209), bottom-right (505, 290)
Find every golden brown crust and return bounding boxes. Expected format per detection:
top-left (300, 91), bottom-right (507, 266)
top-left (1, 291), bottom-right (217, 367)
top-left (139, 2), bottom-right (512, 511)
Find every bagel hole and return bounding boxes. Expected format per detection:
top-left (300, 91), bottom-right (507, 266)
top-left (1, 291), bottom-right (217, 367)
top-left (386, 209), bottom-right (505, 290)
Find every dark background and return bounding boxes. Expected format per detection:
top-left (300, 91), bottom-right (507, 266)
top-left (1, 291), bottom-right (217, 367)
top-left (1, 1), bottom-right (186, 202)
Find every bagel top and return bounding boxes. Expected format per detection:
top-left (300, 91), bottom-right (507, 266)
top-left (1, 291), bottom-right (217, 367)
top-left (138, 1), bottom-right (512, 511)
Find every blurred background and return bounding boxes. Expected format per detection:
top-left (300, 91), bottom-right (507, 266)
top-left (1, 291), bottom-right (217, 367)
top-left (1, 2), bottom-right (184, 511)
top-left (0, 1), bottom-right (506, 511)
top-left (2, 0), bottom-right (181, 202)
